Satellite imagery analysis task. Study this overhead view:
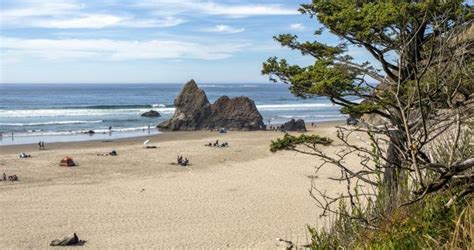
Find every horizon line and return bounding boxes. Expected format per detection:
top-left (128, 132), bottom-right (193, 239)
top-left (0, 82), bottom-right (278, 85)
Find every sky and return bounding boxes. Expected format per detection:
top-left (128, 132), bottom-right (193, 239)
top-left (0, 0), bottom-right (374, 84)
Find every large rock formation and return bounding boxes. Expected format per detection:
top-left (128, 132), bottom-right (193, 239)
top-left (158, 80), bottom-right (265, 131)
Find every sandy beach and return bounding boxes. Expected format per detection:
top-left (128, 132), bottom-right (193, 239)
top-left (0, 121), bottom-right (361, 248)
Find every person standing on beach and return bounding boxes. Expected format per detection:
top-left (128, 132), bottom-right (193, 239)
top-left (41, 141), bottom-right (45, 150)
top-left (38, 141), bottom-right (42, 150)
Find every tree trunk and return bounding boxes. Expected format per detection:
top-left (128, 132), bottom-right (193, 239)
top-left (383, 131), bottom-right (405, 209)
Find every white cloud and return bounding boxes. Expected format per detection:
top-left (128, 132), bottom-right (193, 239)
top-left (121, 16), bottom-right (185, 28)
top-left (24, 15), bottom-right (184, 29)
top-left (0, 0), bottom-right (184, 29)
top-left (139, 0), bottom-right (297, 17)
top-left (1, 0), bottom-right (297, 29)
top-left (33, 15), bottom-right (123, 29)
top-left (0, 0), bottom-right (82, 20)
top-left (290, 23), bottom-right (305, 31)
top-left (0, 36), bottom-right (249, 61)
top-left (194, 2), bottom-right (297, 17)
top-left (204, 25), bottom-right (244, 34)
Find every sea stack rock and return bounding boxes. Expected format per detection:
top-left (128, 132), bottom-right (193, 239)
top-left (280, 119), bottom-right (307, 132)
top-left (141, 110), bottom-right (161, 117)
top-left (158, 79), bottom-right (265, 131)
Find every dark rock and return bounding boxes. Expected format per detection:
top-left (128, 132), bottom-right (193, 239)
top-left (346, 117), bottom-right (358, 126)
top-left (207, 96), bottom-right (265, 130)
top-left (50, 233), bottom-right (84, 246)
top-left (141, 110), bottom-right (161, 117)
top-left (158, 80), bottom-right (265, 131)
top-left (360, 113), bottom-right (387, 126)
top-left (280, 119), bottom-right (307, 132)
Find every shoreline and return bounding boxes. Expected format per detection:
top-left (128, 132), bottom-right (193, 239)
top-left (0, 120), bottom-right (344, 154)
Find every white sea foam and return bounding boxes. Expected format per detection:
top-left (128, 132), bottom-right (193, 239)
top-left (256, 103), bottom-right (335, 111)
top-left (0, 103), bottom-right (336, 118)
top-left (0, 120), bottom-right (103, 126)
top-left (7, 126), bottom-right (151, 137)
top-left (0, 108), bottom-right (176, 118)
top-left (151, 104), bottom-right (167, 108)
top-left (276, 114), bottom-right (345, 119)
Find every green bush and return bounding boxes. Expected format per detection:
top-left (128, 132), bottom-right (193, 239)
top-left (308, 192), bottom-right (473, 249)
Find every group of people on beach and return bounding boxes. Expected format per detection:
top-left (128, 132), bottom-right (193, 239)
top-left (38, 141), bottom-right (46, 150)
top-left (177, 155), bottom-right (189, 166)
top-left (267, 125), bottom-right (280, 131)
top-left (1, 173), bottom-right (18, 182)
top-left (205, 139), bottom-right (229, 148)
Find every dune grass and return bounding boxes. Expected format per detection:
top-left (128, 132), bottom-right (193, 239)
top-left (308, 191), bottom-right (473, 249)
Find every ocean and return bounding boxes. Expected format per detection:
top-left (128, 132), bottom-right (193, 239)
top-left (0, 83), bottom-right (345, 145)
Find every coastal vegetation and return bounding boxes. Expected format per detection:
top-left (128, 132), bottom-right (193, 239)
top-left (264, 0), bottom-right (473, 248)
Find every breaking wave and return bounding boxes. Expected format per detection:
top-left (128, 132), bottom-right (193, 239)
top-left (0, 120), bottom-right (103, 126)
top-left (0, 102), bottom-right (335, 118)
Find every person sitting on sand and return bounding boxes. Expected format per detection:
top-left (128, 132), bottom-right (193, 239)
top-left (177, 155), bottom-right (183, 165)
top-left (97, 149), bottom-right (117, 156)
top-left (19, 152), bottom-right (31, 158)
top-left (213, 140), bottom-right (219, 147)
top-left (181, 158), bottom-right (189, 167)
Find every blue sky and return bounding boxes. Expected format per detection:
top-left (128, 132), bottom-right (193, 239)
top-left (0, 0), bottom-right (373, 84)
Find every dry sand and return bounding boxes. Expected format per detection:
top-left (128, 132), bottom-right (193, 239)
top-left (0, 121), bottom-right (365, 249)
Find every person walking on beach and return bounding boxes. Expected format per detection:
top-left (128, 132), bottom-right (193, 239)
top-left (38, 141), bottom-right (42, 150)
top-left (41, 141), bottom-right (45, 150)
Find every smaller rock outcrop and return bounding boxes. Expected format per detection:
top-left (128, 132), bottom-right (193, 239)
top-left (141, 110), bottom-right (161, 117)
top-left (207, 96), bottom-right (265, 130)
top-left (280, 119), bottom-right (307, 132)
top-left (346, 116), bottom-right (358, 126)
top-left (359, 113), bottom-right (388, 126)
